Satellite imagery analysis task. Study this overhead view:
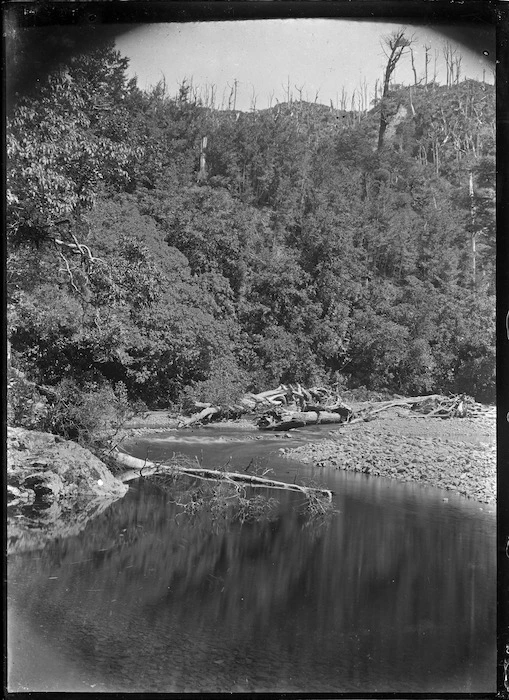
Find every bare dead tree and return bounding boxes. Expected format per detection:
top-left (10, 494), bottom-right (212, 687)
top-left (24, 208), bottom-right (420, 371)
top-left (340, 86), bottom-right (348, 112)
top-left (373, 78), bottom-right (379, 107)
top-left (197, 135), bottom-right (208, 183)
top-left (361, 76), bottom-right (369, 114)
top-left (294, 83), bottom-right (305, 103)
top-left (410, 47), bottom-right (418, 85)
top-left (453, 54), bottom-right (462, 84)
top-left (226, 82), bottom-right (235, 111)
top-left (409, 84), bottom-right (416, 116)
top-left (233, 78), bottom-right (238, 111)
top-left (443, 42), bottom-right (457, 87)
top-left (282, 76), bottom-right (291, 104)
top-left (250, 85), bottom-right (258, 112)
top-left (377, 29), bottom-right (413, 151)
top-left (424, 44), bottom-right (431, 87)
top-left (469, 170), bottom-right (478, 289)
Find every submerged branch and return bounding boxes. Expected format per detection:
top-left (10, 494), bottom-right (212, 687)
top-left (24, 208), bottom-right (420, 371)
top-left (112, 450), bottom-right (333, 501)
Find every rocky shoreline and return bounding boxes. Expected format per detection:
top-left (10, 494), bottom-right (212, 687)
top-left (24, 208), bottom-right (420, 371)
top-left (283, 409), bottom-right (496, 505)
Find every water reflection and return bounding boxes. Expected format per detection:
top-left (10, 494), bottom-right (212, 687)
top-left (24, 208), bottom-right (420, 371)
top-left (9, 464), bottom-right (495, 693)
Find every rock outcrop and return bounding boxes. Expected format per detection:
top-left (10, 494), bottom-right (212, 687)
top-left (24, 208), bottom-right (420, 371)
top-left (8, 427), bottom-right (127, 503)
top-left (7, 427), bottom-right (128, 552)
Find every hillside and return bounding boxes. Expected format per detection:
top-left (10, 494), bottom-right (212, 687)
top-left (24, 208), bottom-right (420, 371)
top-left (6, 42), bottom-right (495, 444)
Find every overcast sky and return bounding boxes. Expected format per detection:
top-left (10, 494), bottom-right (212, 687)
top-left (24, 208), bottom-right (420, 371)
top-left (116, 19), bottom-right (495, 112)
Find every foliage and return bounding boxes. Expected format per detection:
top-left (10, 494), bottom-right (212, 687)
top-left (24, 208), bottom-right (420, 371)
top-left (6, 40), bottom-right (496, 446)
top-left (40, 379), bottom-right (135, 447)
top-left (180, 356), bottom-right (250, 410)
top-left (7, 376), bottom-right (50, 430)
top-left (6, 45), bottom-right (137, 249)
top-left (7, 374), bottom-right (141, 448)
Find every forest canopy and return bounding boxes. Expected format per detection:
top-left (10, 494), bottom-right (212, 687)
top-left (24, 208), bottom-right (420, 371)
top-left (7, 38), bottom-right (495, 441)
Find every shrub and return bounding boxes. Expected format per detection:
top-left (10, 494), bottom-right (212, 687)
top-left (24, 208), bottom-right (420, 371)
top-left (453, 348), bottom-right (496, 404)
top-left (7, 376), bottom-right (50, 430)
top-left (8, 375), bottom-right (145, 448)
top-left (42, 379), bottom-right (139, 447)
top-left (180, 356), bottom-right (249, 411)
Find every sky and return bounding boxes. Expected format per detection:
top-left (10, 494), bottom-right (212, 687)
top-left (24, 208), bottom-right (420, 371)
top-left (116, 19), bottom-right (495, 112)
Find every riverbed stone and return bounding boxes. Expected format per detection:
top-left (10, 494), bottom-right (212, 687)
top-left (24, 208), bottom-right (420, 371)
top-left (284, 407), bottom-right (495, 505)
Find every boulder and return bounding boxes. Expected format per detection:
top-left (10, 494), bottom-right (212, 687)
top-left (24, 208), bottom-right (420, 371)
top-left (7, 427), bottom-right (129, 553)
top-left (7, 427), bottom-right (128, 504)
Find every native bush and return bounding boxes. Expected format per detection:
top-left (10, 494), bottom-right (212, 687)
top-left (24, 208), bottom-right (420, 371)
top-left (39, 379), bottom-right (141, 447)
top-left (180, 356), bottom-right (250, 411)
top-left (7, 376), bottom-right (50, 430)
top-left (7, 39), bottom-right (495, 435)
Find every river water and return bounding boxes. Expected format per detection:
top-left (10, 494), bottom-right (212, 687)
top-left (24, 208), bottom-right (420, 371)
top-left (8, 425), bottom-right (496, 692)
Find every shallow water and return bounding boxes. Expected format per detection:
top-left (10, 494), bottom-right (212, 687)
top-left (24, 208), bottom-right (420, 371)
top-left (8, 426), bottom-right (496, 692)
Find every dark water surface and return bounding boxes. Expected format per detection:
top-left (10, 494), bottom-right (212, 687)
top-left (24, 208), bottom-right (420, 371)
top-left (8, 426), bottom-right (496, 692)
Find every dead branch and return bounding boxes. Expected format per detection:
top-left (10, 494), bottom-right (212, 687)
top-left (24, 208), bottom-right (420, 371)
top-left (258, 408), bottom-right (352, 431)
top-left (338, 394), bottom-right (475, 427)
top-left (178, 384), bottom-right (353, 429)
top-left (176, 386), bottom-right (478, 432)
top-left (52, 236), bottom-right (104, 268)
top-left (57, 248), bottom-right (80, 294)
top-left (112, 450), bottom-right (334, 501)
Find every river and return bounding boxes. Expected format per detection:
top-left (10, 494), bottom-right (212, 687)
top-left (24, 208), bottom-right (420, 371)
top-left (7, 424), bottom-right (496, 692)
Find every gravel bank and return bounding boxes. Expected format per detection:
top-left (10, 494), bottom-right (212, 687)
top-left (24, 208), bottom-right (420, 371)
top-left (283, 409), bottom-right (496, 505)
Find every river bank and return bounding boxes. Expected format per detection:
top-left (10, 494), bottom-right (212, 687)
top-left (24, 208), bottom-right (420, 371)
top-left (8, 399), bottom-right (494, 537)
top-left (123, 404), bottom-right (496, 505)
top-left (283, 406), bottom-right (496, 505)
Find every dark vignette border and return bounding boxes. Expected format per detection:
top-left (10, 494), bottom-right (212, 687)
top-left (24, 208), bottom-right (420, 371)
top-left (1, 2), bottom-right (504, 698)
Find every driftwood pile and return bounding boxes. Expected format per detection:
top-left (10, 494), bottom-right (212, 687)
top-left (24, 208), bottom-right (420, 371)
top-left (349, 393), bottom-right (491, 425)
top-left (177, 386), bottom-right (489, 431)
top-left (178, 384), bottom-right (353, 430)
top-left (254, 385), bottom-right (353, 431)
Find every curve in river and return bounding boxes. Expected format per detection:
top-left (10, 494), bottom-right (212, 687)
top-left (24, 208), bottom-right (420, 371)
top-left (8, 424), bottom-right (496, 693)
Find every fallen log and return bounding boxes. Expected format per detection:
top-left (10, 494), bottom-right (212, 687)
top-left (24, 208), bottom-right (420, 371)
top-left (257, 408), bottom-right (351, 431)
top-left (112, 451), bottom-right (333, 500)
top-left (177, 384), bottom-right (353, 427)
top-left (177, 405), bottom-right (221, 428)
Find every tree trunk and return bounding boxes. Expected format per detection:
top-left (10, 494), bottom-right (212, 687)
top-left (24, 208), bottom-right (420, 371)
top-left (469, 170), bottom-right (477, 289)
top-left (377, 31), bottom-right (411, 152)
top-left (257, 409), bottom-right (351, 431)
top-left (178, 405), bottom-right (221, 427)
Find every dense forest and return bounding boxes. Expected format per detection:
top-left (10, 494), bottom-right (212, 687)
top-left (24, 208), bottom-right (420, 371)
top-left (6, 38), bottom-right (495, 443)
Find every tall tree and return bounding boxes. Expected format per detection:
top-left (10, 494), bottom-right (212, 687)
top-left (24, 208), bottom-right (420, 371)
top-left (377, 30), bottom-right (412, 151)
